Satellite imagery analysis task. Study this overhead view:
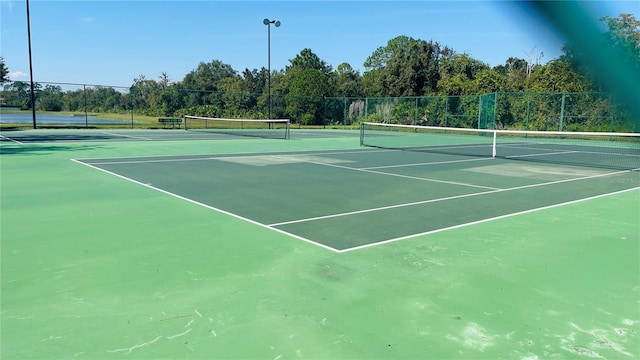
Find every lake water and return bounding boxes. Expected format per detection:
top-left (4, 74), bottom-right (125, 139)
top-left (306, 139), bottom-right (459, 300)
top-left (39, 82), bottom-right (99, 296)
top-left (0, 112), bottom-right (130, 125)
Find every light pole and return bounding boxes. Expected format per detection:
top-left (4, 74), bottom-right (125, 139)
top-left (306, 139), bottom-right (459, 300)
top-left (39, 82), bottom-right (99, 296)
top-left (26, 0), bottom-right (36, 128)
top-left (263, 18), bottom-right (280, 120)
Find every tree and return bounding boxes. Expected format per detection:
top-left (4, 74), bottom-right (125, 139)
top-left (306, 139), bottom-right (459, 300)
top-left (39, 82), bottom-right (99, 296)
top-left (149, 86), bottom-right (181, 117)
top-left (82, 86), bottom-right (124, 112)
top-left (560, 13), bottom-right (639, 92)
top-left (39, 84), bottom-right (64, 111)
top-left (438, 53), bottom-right (489, 95)
top-left (158, 72), bottom-right (171, 89)
top-left (240, 68), bottom-right (267, 94)
top-left (596, 13), bottom-right (640, 120)
top-left (493, 57), bottom-right (528, 91)
top-left (218, 76), bottom-right (248, 117)
top-left (379, 38), bottom-right (442, 96)
top-left (473, 69), bottom-right (507, 94)
top-left (225, 68), bottom-right (269, 118)
top-left (363, 36), bottom-right (447, 97)
top-left (333, 63), bottom-right (363, 97)
top-left (286, 69), bottom-right (331, 125)
top-left (440, 54), bottom-right (488, 80)
top-left (181, 60), bottom-right (237, 91)
top-left (362, 69), bottom-right (384, 97)
top-left (527, 60), bottom-right (589, 92)
top-left (601, 13), bottom-right (640, 64)
top-left (130, 75), bottom-right (160, 113)
top-left (286, 48), bottom-right (332, 76)
top-left (439, 74), bottom-right (470, 96)
top-left (364, 35), bottom-right (414, 70)
top-left (2, 81), bottom-right (40, 109)
top-left (176, 59), bottom-right (238, 113)
top-left (523, 46), bottom-right (544, 78)
top-left (265, 70), bottom-right (288, 119)
top-left (0, 57), bottom-right (9, 84)
top-left (283, 49), bottom-right (334, 122)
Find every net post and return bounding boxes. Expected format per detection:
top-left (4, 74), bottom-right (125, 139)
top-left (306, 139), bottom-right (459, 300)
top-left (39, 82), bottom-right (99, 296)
top-left (493, 92), bottom-right (497, 129)
top-left (359, 122), bottom-right (364, 146)
top-left (477, 94), bottom-right (483, 129)
top-left (559, 92), bottom-right (566, 131)
top-left (286, 120), bottom-right (290, 139)
top-left (492, 130), bottom-right (497, 157)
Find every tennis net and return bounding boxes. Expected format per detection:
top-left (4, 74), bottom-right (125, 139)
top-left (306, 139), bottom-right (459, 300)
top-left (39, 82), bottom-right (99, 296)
top-left (360, 122), bottom-right (640, 170)
top-left (184, 116), bottom-right (290, 139)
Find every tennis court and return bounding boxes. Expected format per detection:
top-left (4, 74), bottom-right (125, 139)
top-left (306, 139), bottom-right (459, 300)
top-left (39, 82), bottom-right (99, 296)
top-left (74, 142), bottom-right (639, 252)
top-left (1, 126), bottom-right (639, 359)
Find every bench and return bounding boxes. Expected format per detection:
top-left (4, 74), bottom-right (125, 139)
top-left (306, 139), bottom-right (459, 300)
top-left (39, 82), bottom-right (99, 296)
top-left (158, 117), bottom-right (182, 129)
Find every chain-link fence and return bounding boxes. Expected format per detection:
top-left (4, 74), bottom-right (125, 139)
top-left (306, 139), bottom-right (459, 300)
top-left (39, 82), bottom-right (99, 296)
top-left (0, 81), bottom-right (134, 127)
top-left (323, 92), bottom-right (635, 132)
top-left (1, 81), bottom-right (636, 132)
top-left (494, 92), bottom-right (621, 131)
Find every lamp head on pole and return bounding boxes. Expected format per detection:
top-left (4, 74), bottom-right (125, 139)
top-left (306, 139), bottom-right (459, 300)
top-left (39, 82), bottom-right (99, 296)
top-left (263, 18), bottom-right (281, 27)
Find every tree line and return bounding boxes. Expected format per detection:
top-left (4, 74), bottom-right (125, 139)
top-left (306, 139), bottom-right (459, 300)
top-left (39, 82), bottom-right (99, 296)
top-left (1, 14), bottom-right (638, 130)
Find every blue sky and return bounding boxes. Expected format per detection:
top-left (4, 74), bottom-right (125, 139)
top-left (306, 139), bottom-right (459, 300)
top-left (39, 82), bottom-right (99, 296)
top-left (1, 0), bottom-right (638, 88)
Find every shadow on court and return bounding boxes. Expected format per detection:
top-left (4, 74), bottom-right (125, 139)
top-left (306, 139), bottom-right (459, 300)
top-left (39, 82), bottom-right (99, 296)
top-left (0, 143), bottom-right (109, 156)
top-left (0, 133), bottom-right (121, 143)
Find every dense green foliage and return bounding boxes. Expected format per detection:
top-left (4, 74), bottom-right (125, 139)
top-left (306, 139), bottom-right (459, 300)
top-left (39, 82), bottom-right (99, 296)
top-left (0, 57), bottom-right (9, 85)
top-left (1, 14), bottom-right (637, 131)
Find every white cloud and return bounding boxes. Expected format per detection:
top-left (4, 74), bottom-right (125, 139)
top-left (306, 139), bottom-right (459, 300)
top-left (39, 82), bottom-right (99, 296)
top-left (8, 71), bottom-right (27, 80)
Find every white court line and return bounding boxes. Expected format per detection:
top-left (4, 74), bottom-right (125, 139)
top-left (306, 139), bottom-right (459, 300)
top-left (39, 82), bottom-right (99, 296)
top-left (87, 157), bottom-right (219, 165)
top-left (500, 143), bottom-right (640, 158)
top-left (269, 168), bottom-right (634, 227)
top-left (70, 158), bottom-right (341, 253)
top-left (83, 149), bottom-right (392, 165)
top-left (77, 148), bottom-right (393, 164)
top-left (506, 150), bottom-right (578, 159)
top-left (577, 149), bottom-right (640, 158)
top-left (268, 190), bottom-right (496, 227)
top-left (269, 155), bottom-right (500, 190)
top-left (0, 135), bottom-right (24, 145)
top-left (101, 131), bottom-right (154, 141)
top-left (77, 149), bottom-right (398, 165)
top-left (339, 186), bottom-right (640, 253)
top-left (361, 157), bottom-right (493, 170)
top-left (408, 143), bottom-right (492, 151)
